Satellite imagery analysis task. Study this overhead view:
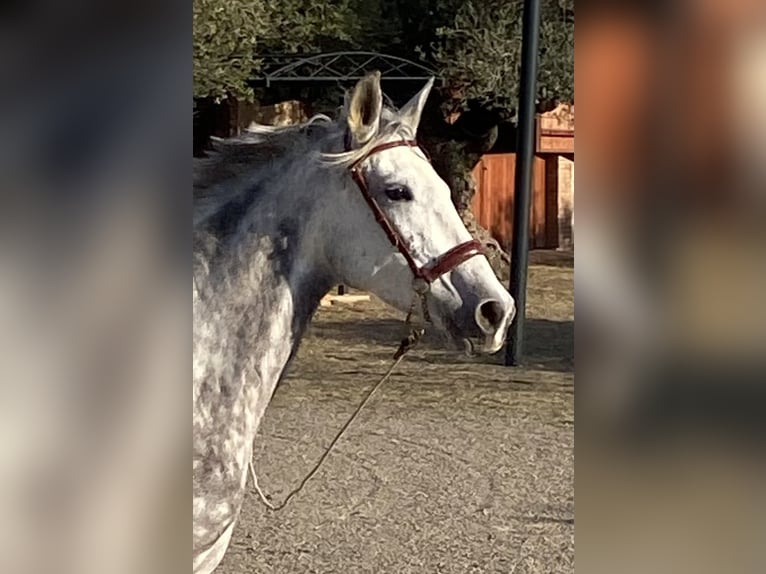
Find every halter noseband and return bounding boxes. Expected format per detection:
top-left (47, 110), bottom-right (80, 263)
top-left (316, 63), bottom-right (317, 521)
top-left (347, 139), bottom-right (484, 286)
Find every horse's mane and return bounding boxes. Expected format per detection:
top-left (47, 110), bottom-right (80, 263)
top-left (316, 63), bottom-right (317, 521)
top-left (193, 104), bottom-right (414, 228)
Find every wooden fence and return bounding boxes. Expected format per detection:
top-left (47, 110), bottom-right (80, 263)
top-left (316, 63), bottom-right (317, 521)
top-left (471, 105), bottom-right (574, 251)
top-left (471, 153), bottom-right (562, 250)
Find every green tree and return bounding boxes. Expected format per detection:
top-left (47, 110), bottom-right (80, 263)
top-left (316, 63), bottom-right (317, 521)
top-left (193, 0), bottom-right (266, 102)
top-left (429, 0), bottom-right (573, 116)
top-left (193, 0), bottom-right (357, 102)
top-left (194, 0), bottom-right (573, 116)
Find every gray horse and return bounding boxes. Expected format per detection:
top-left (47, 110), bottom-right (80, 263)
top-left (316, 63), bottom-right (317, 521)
top-left (193, 72), bottom-right (515, 573)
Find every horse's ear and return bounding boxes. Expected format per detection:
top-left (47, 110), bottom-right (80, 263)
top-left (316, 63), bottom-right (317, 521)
top-left (399, 77), bottom-right (435, 133)
top-left (345, 71), bottom-right (383, 148)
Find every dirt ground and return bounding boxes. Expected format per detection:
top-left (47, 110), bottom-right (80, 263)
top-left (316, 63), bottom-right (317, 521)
top-left (220, 251), bottom-right (574, 573)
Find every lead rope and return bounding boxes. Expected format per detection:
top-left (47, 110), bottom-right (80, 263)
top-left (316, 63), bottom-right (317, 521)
top-left (249, 287), bottom-right (431, 511)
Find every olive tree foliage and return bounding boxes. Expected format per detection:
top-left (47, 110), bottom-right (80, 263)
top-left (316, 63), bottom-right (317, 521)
top-left (260, 1), bottom-right (357, 54)
top-left (429, 0), bottom-right (573, 116)
top-left (193, 0), bottom-right (267, 102)
top-left (194, 0), bottom-right (573, 108)
top-left (193, 0), bottom-right (357, 102)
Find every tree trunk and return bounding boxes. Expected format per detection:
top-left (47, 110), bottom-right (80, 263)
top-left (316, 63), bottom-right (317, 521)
top-left (419, 104), bottom-right (510, 280)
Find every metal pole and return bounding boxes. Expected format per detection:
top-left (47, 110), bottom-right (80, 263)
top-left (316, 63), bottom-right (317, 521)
top-left (506, 0), bottom-right (541, 366)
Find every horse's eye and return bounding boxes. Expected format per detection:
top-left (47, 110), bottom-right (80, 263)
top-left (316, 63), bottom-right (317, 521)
top-left (383, 185), bottom-right (413, 201)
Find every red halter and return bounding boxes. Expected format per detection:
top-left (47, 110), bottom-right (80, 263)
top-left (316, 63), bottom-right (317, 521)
top-left (348, 139), bottom-right (484, 285)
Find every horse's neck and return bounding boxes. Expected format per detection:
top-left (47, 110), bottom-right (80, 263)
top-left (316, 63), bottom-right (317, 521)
top-left (193, 186), bottom-right (332, 495)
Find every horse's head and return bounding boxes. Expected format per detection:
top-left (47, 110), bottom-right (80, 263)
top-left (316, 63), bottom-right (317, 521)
top-left (322, 72), bottom-right (515, 354)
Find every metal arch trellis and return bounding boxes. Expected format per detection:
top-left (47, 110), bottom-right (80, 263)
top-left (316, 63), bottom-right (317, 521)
top-left (254, 52), bottom-right (437, 87)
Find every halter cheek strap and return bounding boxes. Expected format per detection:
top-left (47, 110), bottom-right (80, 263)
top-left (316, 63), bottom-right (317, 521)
top-left (348, 139), bottom-right (484, 284)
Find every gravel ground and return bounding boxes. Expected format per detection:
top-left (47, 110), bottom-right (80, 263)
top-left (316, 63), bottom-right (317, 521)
top-left (219, 253), bottom-right (574, 574)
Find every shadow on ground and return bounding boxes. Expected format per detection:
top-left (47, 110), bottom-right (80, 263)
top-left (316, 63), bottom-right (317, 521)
top-left (530, 249), bottom-right (574, 268)
top-left (311, 317), bottom-right (573, 373)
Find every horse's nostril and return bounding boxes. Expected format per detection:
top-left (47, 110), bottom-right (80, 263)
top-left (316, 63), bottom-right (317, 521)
top-left (477, 299), bottom-right (506, 331)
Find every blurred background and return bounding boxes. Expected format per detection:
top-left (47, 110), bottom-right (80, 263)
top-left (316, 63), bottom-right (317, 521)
top-left (577, 1), bottom-right (766, 573)
top-left (0, 2), bottom-right (189, 573)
